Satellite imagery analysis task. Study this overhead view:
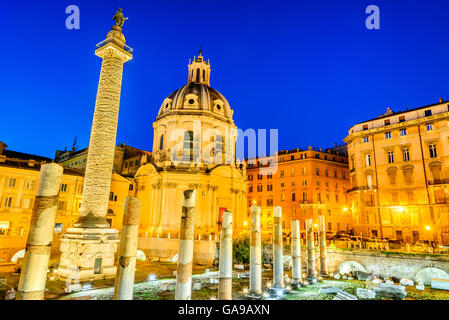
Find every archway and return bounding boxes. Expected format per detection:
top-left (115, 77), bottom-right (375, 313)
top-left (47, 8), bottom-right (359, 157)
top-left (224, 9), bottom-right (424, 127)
top-left (415, 267), bottom-right (449, 285)
top-left (11, 249), bottom-right (25, 263)
top-left (337, 261), bottom-right (367, 274)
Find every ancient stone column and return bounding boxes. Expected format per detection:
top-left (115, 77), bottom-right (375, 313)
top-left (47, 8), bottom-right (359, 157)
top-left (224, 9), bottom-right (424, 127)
top-left (319, 215), bottom-right (328, 276)
top-left (218, 211), bottom-right (233, 300)
top-left (175, 190), bottom-right (196, 300)
top-left (113, 197), bottom-right (141, 300)
top-left (75, 26), bottom-right (133, 229)
top-left (273, 206), bottom-right (284, 288)
top-left (305, 219), bottom-right (317, 282)
top-left (291, 219), bottom-right (302, 285)
top-left (249, 206), bottom-right (262, 295)
top-left (17, 163), bottom-right (63, 300)
top-left (58, 23), bottom-right (133, 282)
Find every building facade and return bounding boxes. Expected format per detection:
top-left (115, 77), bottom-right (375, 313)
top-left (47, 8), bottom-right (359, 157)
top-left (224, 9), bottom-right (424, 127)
top-left (246, 146), bottom-right (352, 238)
top-left (55, 143), bottom-right (151, 177)
top-left (345, 99), bottom-right (449, 244)
top-left (0, 142), bottom-right (135, 262)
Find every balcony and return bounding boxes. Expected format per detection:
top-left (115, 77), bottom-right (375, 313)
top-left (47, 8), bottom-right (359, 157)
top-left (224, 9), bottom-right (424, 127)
top-left (428, 179), bottom-right (449, 186)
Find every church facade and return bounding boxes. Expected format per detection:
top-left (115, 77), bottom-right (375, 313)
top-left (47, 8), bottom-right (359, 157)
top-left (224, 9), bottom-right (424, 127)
top-left (134, 52), bottom-right (248, 240)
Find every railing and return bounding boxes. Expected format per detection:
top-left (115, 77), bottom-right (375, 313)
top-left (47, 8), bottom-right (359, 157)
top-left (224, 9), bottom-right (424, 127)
top-left (428, 179), bottom-right (449, 185)
top-left (96, 38), bottom-right (133, 54)
top-left (347, 185), bottom-right (378, 193)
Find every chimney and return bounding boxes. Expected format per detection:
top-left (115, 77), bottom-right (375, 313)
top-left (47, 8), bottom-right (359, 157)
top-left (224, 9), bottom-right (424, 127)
top-left (0, 141), bottom-right (6, 155)
top-left (439, 98), bottom-right (444, 103)
top-left (308, 146), bottom-right (313, 151)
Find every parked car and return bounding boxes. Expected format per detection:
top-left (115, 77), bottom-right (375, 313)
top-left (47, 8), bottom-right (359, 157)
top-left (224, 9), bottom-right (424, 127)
top-left (412, 240), bottom-right (432, 252)
top-left (387, 239), bottom-right (403, 250)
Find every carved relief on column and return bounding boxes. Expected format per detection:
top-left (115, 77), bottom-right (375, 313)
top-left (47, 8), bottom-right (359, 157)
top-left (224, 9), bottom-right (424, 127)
top-left (161, 182), bottom-right (178, 235)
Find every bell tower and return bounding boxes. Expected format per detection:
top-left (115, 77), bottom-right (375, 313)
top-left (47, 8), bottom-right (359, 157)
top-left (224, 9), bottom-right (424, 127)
top-left (58, 10), bottom-right (133, 282)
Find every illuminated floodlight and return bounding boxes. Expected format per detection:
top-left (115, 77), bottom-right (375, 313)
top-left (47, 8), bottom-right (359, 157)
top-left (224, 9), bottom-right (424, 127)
top-left (82, 283), bottom-right (92, 291)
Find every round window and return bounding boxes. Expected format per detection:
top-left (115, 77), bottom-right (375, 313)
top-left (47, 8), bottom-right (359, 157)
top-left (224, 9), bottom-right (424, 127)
top-left (165, 103), bottom-right (169, 108)
top-left (188, 99), bottom-right (195, 104)
top-left (216, 104), bottom-right (221, 110)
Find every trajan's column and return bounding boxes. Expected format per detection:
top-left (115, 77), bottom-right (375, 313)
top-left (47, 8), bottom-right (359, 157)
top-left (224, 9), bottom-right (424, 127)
top-left (58, 9), bottom-right (133, 282)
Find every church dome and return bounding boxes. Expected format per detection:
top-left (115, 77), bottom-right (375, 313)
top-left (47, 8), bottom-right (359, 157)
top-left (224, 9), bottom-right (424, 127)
top-left (156, 51), bottom-right (234, 123)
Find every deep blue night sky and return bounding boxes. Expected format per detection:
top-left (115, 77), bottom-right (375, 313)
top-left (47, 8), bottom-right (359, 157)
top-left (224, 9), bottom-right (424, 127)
top-left (2, 0), bottom-right (449, 158)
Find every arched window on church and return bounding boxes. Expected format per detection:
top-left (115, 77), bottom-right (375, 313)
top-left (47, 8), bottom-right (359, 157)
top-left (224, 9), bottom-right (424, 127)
top-left (159, 134), bottom-right (164, 150)
top-left (183, 130), bottom-right (194, 162)
top-left (203, 69), bottom-right (205, 81)
top-left (215, 135), bottom-right (225, 164)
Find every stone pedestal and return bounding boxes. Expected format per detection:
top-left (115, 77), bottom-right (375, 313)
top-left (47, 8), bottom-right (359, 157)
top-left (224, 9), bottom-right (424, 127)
top-left (305, 219), bottom-right (317, 282)
top-left (58, 228), bottom-right (119, 282)
top-left (218, 211), bottom-right (233, 300)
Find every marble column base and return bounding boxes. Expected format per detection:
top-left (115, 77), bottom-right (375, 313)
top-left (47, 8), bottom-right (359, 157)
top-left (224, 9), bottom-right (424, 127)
top-left (58, 228), bottom-right (119, 282)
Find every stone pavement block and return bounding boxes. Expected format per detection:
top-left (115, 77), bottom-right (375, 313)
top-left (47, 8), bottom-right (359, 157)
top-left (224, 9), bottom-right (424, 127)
top-left (431, 279), bottom-right (449, 291)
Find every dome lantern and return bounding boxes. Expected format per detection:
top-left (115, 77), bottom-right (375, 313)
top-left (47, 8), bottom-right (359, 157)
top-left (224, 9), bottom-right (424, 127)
top-left (187, 49), bottom-right (211, 86)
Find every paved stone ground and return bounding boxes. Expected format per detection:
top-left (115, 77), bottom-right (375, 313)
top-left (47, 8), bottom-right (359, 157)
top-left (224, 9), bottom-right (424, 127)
top-left (0, 261), bottom-right (211, 300)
